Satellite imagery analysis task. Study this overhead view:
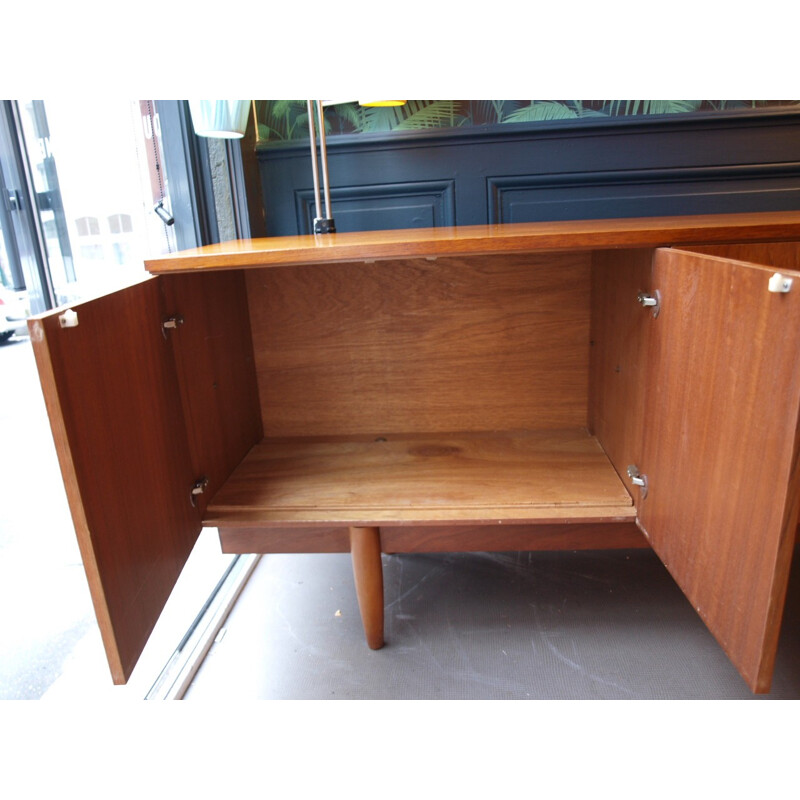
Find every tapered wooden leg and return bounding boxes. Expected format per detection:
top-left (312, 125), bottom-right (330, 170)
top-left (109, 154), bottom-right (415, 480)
top-left (349, 526), bottom-right (384, 649)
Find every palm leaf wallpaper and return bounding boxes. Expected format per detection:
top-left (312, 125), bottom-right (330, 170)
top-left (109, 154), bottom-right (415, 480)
top-left (254, 100), bottom-right (800, 143)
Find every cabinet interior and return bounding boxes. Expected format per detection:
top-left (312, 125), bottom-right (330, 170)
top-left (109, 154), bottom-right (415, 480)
top-left (171, 248), bottom-right (659, 534)
top-left (176, 241), bottom-right (800, 543)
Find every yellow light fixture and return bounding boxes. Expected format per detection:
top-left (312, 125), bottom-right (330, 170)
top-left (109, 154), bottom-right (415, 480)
top-left (359, 100), bottom-right (406, 107)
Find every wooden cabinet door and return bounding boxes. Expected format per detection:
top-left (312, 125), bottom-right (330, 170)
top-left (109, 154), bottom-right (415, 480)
top-left (29, 278), bottom-right (201, 684)
top-left (636, 248), bottom-right (800, 692)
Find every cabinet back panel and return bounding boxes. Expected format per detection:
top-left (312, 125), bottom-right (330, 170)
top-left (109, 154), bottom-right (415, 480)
top-left (245, 254), bottom-right (591, 437)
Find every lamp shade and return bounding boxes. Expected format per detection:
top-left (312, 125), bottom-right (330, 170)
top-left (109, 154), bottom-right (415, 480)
top-left (188, 100), bottom-right (250, 138)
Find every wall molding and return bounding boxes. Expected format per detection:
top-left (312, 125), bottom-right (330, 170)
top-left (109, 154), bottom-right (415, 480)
top-left (255, 111), bottom-right (800, 236)
top-left (294, 180), bottom-right (456, 233)
top-left (487, 162), bottom-right (800, 224)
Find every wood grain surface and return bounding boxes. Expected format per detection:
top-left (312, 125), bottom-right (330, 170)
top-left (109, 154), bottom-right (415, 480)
top-left (160, 272), bottom-right (263, 514)
top-left (143, 210), bottom-right (800, 274)
top-left (638, 248), bottom-right (800, 692)
top-left (204, 430), bottom-right (634, 526)
top-left (28, 279), bottom-right (201, 684)
top-left (349, 526), bottom-right (384, 649)
top-left (678, 241), bottom-right (800, 269)
top-left (217, 522), bottom-right (646, 554)
top-left (246, 253), bottom-right (591, 437)
top-left (589, 248), bottom-right (654, 492)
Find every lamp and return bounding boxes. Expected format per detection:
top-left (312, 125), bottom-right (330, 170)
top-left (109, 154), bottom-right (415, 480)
top-left (309, 100), bottom-right (405, 235)
top-left (190, 99), bottom-right (407, 236)
top-left (307, 100), bottom-right (335, 234)
top-left (188, 98), bottom-right (335, 234)
top-left (188, 100), bottom-right (251, 138)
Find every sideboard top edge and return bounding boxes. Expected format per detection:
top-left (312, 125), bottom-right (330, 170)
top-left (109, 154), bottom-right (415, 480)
top-left (144, 211), bottom-right (800, 274)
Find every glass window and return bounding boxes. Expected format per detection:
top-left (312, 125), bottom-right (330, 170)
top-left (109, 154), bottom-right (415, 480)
top-left (2, 99), bottom-right (248, 698)
top-left (16, 99), bottom-right (177, 304)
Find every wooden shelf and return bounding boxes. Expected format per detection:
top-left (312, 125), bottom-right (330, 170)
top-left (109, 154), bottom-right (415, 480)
top-left (204, 429), bottom-right (635, 527)
top-left (144, 210), bottom-right (800, 274)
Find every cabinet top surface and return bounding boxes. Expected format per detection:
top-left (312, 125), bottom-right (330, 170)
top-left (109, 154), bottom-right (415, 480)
top-left (144, 211), bottom-right (800, 274)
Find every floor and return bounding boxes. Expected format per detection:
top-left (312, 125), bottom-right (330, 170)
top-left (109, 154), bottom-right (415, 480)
top-left (0, 335), bottom-right (99, 700)
top-left (184, 545), bottom-right (800, 700)
top-left (1, 335), bottom-right (236, 702)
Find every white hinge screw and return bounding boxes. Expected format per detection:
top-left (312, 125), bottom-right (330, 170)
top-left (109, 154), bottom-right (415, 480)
top-left (190, 476), bottom-right (209, 507)
top-left (162, 315), bottom-right (184, 339)
top-left (58, 309), bottom-right (79, 328)
top-left (163, 315), bottom-right (184, 330)
top-left (768, 273), bottom-right (793, 293)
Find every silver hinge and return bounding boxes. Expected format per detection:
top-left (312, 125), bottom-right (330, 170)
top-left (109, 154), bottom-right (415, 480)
top-left (190, 476), bottom-right (209, 507)
top-left (626, 465), bottom-right (648, 499)
top-left (637, 290), bottom-right (661, 318)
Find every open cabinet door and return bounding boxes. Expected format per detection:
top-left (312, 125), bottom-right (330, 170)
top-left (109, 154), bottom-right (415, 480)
top-left (29, 277), bottom-right (201, 684)
top-left (636, 248), bottom-right (800, 693)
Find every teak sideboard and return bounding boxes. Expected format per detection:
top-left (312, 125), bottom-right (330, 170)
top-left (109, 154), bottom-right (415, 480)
top-left (29, 212), bottom-right (800, 693)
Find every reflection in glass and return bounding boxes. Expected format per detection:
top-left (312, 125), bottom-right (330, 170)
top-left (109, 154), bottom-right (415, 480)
top-left (17, 100), bottom-right (177, 304)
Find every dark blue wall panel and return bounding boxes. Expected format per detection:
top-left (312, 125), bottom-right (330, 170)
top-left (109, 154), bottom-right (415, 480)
top-left (295, 180), bottom-right (456, 233)
top-left (488, 165), bottom-right (800, 223)
top-left (256, 111), bottom-right (800, 236)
